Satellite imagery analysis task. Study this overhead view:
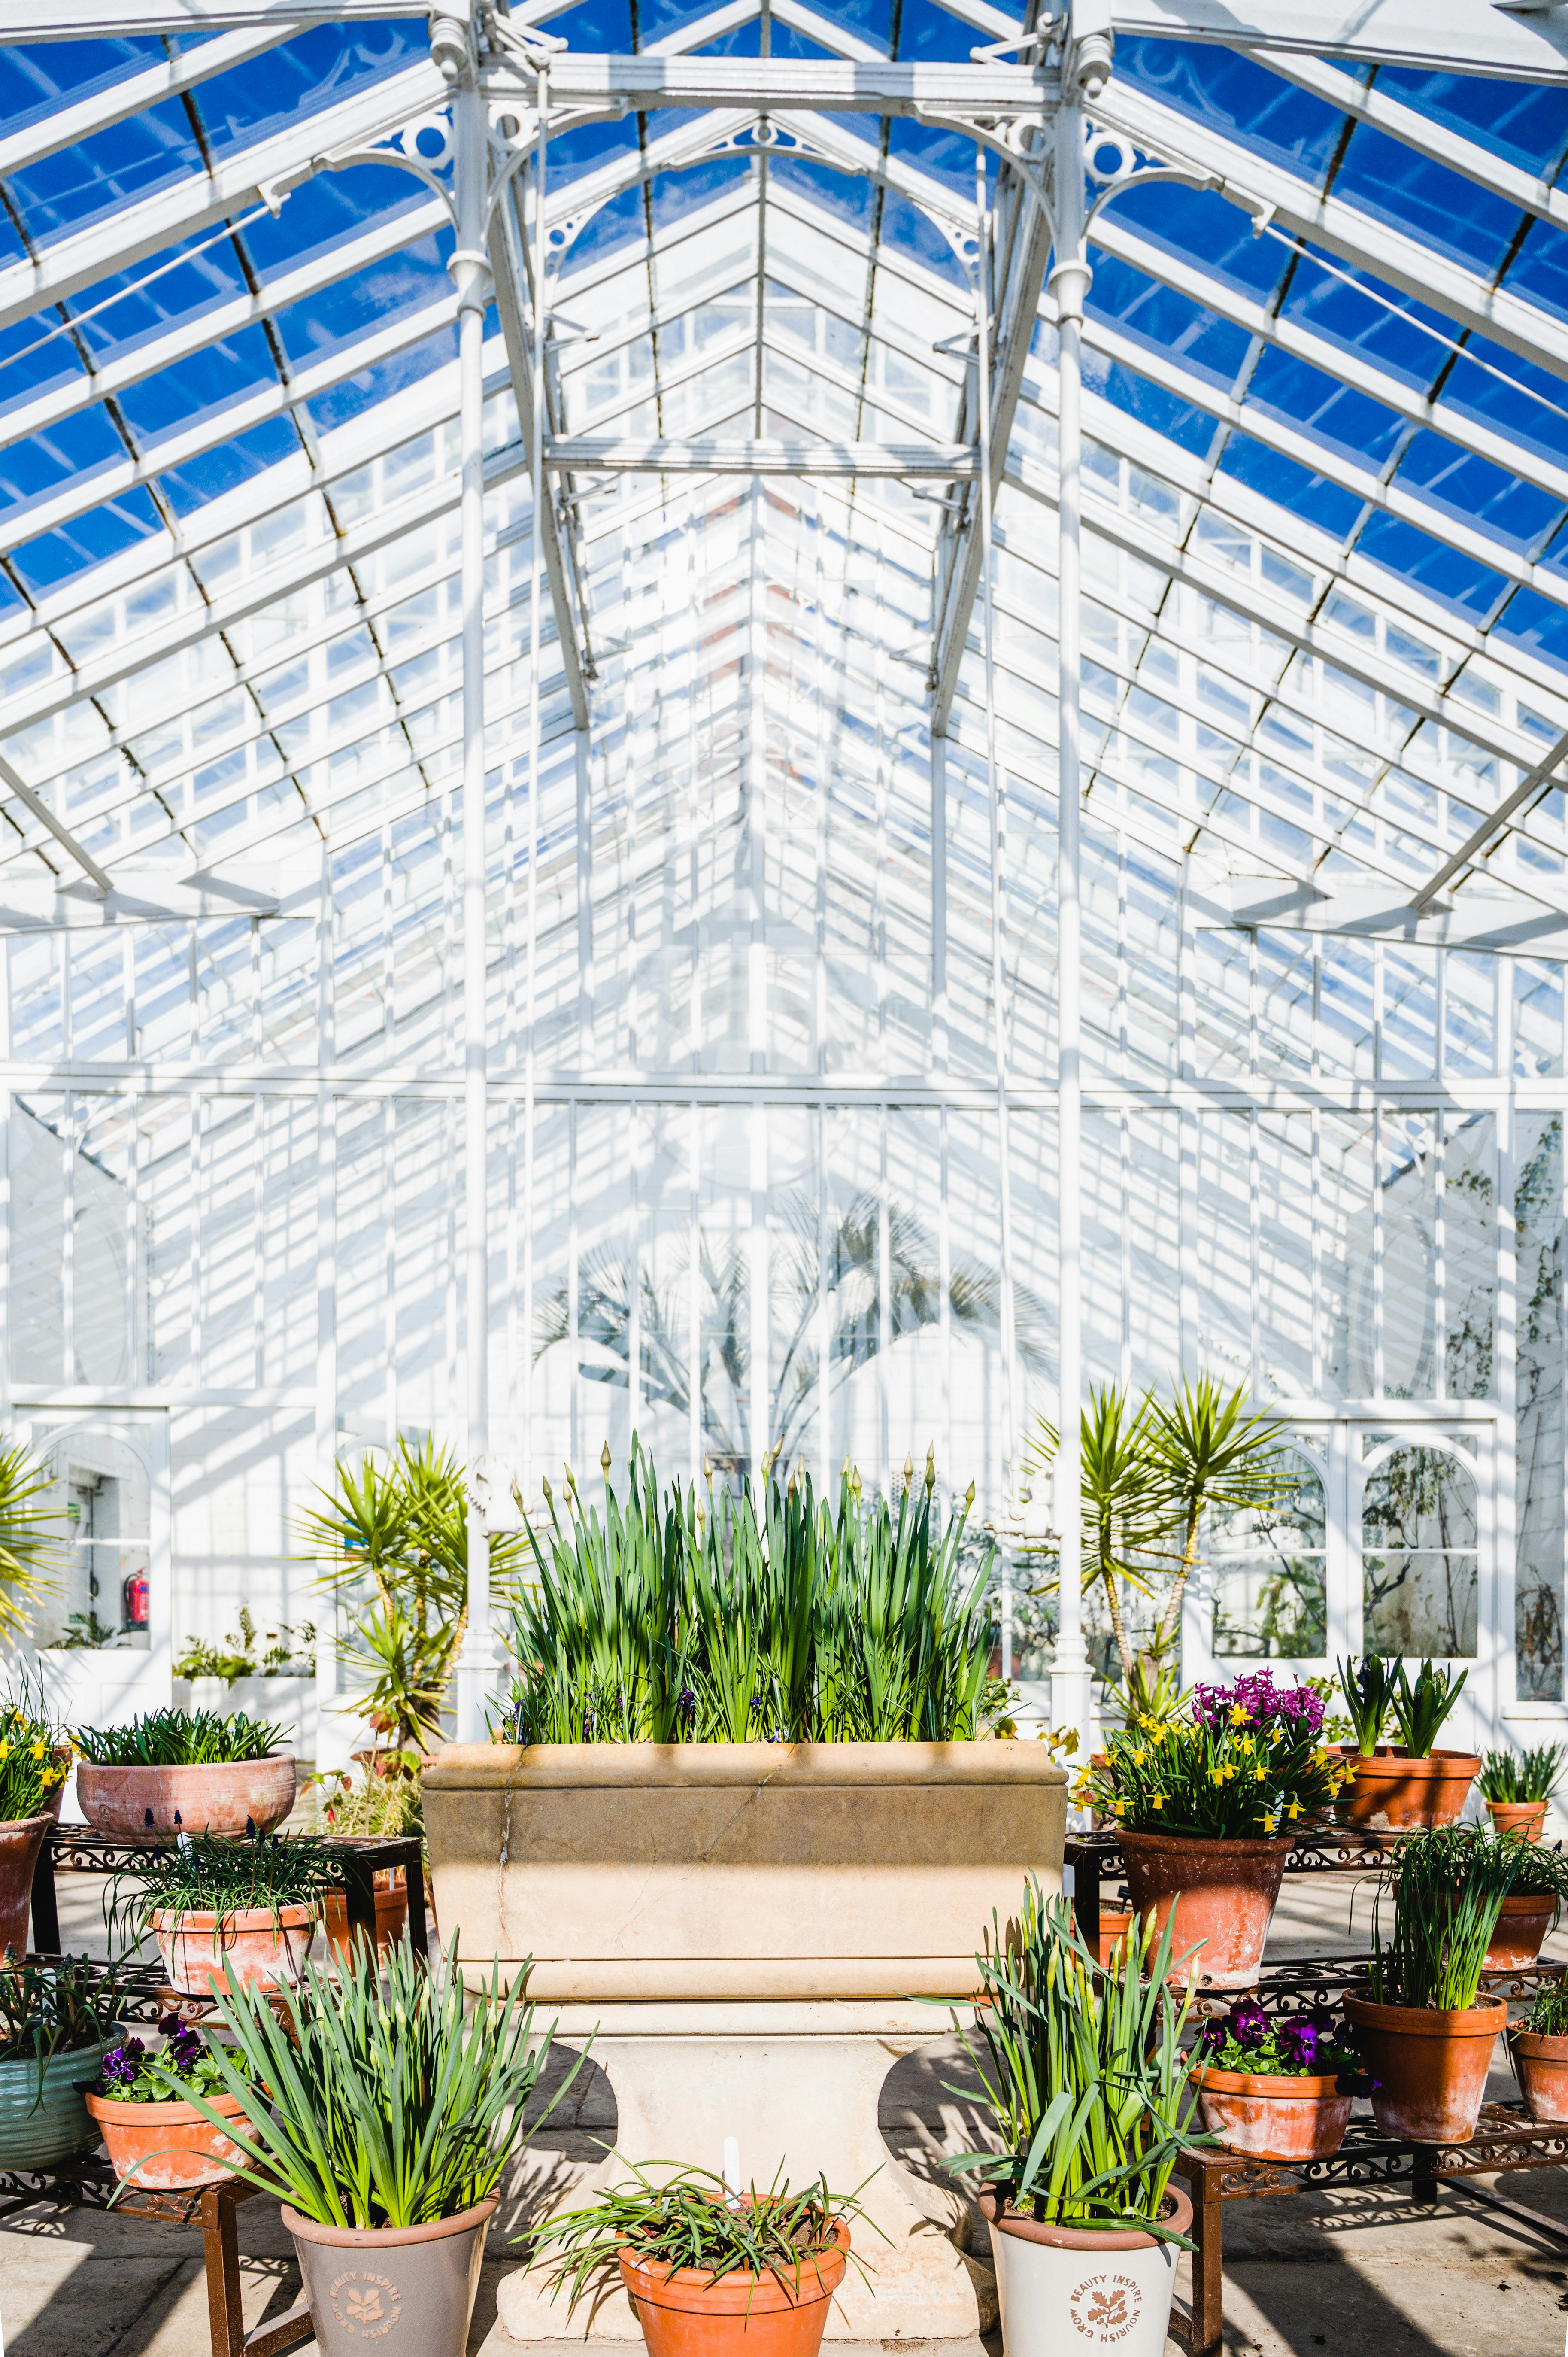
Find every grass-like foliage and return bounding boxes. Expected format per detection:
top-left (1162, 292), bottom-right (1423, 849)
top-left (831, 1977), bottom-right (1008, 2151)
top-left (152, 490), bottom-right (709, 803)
top-left (1479, 1743), bottom-right (1567, 1804)
top-left (1389, 1659), bottom-right (1467, 1756)
top-left (112, 1831), bottom-right (339, 1948)
top-left (170, 1932), bottom-right (570, 2228)
top-left (1368, 1825), bottom-right (1519, 2011)
top-left (73, 1707), bottom-right (289, 1767)
top-left (502, 1443), bottom-right (994, 1745)
top-left (946, 1880), bottom-right (1207, 2244)
top-left (0, 1956), bottom-right (131, 2099)
top-left (532, 2163), bottom-right (873, 2315)
top-left (1519, 1978), bottom-right (1568, 2039)
top-left (1083, 1670), bottom-right (1349, 1840)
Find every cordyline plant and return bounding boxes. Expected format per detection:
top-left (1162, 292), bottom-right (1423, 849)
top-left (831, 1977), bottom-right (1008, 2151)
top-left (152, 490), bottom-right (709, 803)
top-left (1080, 1670), bottom-right (1350, 1840)
top-left (0, 1437), bottom-right (61, 1642)
top-left (944, 1881), bottom-right (1207, 2243)
top-left (170, 1932), bottom-right (573, 2229)
top-left (501, 1439), bottom-right (995, 1745)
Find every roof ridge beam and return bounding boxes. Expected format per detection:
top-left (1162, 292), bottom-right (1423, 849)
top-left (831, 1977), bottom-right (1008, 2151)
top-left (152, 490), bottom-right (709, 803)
top-left (546, 435), bottom-right (979, 474)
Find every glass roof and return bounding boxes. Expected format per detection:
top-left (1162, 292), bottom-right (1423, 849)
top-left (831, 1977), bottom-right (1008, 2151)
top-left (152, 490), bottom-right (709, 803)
top-left (3, 3), bottom-right (1568, 976)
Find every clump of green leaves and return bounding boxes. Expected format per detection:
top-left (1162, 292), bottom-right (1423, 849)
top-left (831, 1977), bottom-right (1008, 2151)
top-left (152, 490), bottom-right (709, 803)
top-left (532, 2163), bottom-right (873, 2316)
top-left (176, 1608), bottom-right (316, 1684)
top-left (73, 1708), bottom-right (289, 1767)
top-left (0, 1956), bottom-right (130, 2101)
top-left (1389, 1660), bottom-right (1468, 1757)
top-left (1336, 1655), bottom-right (1397, 1757)
top-left (94, 2011), bottom-right (243, 2105)
top-left (111, 1830), bottom-right (339, 1949)
top-left (0, 1437), bottom-right (61, 1643)
top-left (1368, 1824), bottom-right (1518, 2011)
top-left (0, 1673), bottom-right (70, 1821)
top-left (945, 1880), bottom-right (1207, 2242)
top-left (1479, 1743), bottom-right (1567, 1805)
top-left (1518, 1979), bottom-right (1568, 2039)
top-left (501, 1444), bottom-right (993, 1745)
top-left (1084, 1671), bottom-right (1347, 1840)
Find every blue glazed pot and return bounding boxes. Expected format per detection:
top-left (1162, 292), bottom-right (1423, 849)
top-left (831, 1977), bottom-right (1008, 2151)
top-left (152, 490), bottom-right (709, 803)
top-left (0, 2039), bottom-right (106, 2169)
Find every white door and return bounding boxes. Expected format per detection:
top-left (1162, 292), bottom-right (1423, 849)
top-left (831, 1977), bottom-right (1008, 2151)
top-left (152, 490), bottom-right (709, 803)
top-left (24, 1409), bottom-right (173, 1736)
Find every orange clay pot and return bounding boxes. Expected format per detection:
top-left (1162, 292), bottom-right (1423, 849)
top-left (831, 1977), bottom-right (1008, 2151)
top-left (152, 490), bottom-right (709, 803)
top-left (150, 1904), bottom-right (315, 1998)
top-left (1097, 1909), bottom-right (1134, 1968)
top-left (77, 1756), bottom-right (296, 1839)
top-left (1482, 1891), bottom-right (1556, 1970)
top-left (87, 2087), bottom-right (249, 2190)
top-left (1487, 1799), bottom-right (1548, 1843)
top-left (1335, 1748), bottom-right (1479, 1834)
top-left (618, 2223), bottom-right (849, 2357)
top-left (0, 1815), bottom-right (51, 1959)
top-left (1192, 2065), bottom-right (1350, 2162)
top-left (1116, 1832), bottom-right (1296, 1990)
top-left (323, 1871), bottom-right (408, 1962)
top-left (1343, 1993), bottom-right (1505, 2144)
top-left (1510, 2029), bottom-right (1568, 2124)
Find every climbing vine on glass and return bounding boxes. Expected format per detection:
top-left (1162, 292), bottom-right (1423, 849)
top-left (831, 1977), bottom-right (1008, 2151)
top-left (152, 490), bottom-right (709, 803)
top-left (1080, 1671), bottom-right (1350, 1840)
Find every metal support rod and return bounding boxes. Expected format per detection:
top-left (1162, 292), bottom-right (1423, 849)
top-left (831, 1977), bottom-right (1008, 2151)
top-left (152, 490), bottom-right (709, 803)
top-left (1049, 89), bottom-right (1093, 1750)
top-left (454, 56), bottom-right (495, 1743)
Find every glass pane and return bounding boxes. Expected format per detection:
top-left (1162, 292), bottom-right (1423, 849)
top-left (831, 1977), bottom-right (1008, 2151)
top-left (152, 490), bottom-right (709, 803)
top-left (1516, 1112), bottom-right (1564, 1701)
top-left (1364, 1551), bottom-right (1479, 1657)
top-left (1214, 1558), bottom-right (1328, 1658)
top-left (1363, 1444), bottom-right (1478, 1549)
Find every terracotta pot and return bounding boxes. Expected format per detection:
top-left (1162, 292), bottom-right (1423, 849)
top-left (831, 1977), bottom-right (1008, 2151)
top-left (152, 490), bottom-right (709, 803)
top-left (1486, 1799), bottom-right (1548, 1843)
top-left (76, 1756), bottom-right (297, 1839)
top-left (1096, 1908), bottom-right (1133, 1968)
top-left (1343, 1993), bottom-right (1505, 2144)
top-left (286, 2195), bottom-right (496, 2357)
top-left (1483, 1890), bottom-right (1556, 1969)
top-left (1192, 2065), bottom-right (1350, 2162)
top-left (1336, 1748), bottom-right (1479, 1833)
top-left (86, 2086), bottom-right (249, 2190)
top-left (1116, 1831), bottom-right (1296, 1990)
top-left (0, 1814), bottom-right (53, 1959)
top-left (980, 2185), bottom-right (1192, 2357)
top-left (150, 1904), bottom-right (315, 1998)
top-left (324, 1871), bottom-right (408, 1962)
top-left (1510, 2028), bottom-right (1568, 2123)
top-left (619, 2221), bottom-right (849, 2357)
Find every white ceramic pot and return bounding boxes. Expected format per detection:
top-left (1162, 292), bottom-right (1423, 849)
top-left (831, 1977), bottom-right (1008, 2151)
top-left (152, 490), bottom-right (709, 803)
top-left (981, 2184), bottom-right (1192, 2357)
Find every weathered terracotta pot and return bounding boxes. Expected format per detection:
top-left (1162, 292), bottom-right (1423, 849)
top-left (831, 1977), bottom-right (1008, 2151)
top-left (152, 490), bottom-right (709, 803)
top-left (286, 2195), bottom-right (496, 2357)
top-left (1116, 1831), bottom-right (1296, 1990)
top-left (1097, 1908), bottom-right (1134, 1968)
top-left (86, 2086), bottom-right (249, 2190)
top-left (619, 2221), bottom-right (849, 2357)
top-left (1336, 1748), bottom-right (1479, 1833)
top-left (0, 1814), bottom-right (53, 1959)
top-left (323, 1871), bottom-right (408, 1962)
top-left (1482, 1890), bottom-right (1556, 1969)
top-left (1486, 1798), bottom-right (1548, 1842)
top-left (1343, 1993), bottom-right (1505, 2144)
top-left (77, 1756), bottom-right (297, 1839)
top-left (980, 2185), bottom-right (1192, 2357)
top-left (1192, 2065), bottom-right (1350, 2162)
top-left (1510, 2029), bottom-right (1568, 2123)
top-left (150, 1903), bottom-right (315, 1997)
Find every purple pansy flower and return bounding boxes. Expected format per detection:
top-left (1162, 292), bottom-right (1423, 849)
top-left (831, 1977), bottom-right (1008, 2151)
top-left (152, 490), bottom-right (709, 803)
top-left (1227, 1999), bottom-right (1269, 2052)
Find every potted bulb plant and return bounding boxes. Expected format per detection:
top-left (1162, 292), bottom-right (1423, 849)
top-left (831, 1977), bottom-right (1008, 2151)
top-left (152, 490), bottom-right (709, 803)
top-left (174, 1931), bottom-right (573, 2357)
top-left (314, 1762), bottom-right (419, 1961)
top-left (1189, 1996), bottom-right (1369, 2163)
top-left (86, 2012), bottom-right (252, 2190)
top-left (115, 1829), bottom-right (339, 1997)
top-left (1477, 1743), bottom-right (1566, 1842)
top-left (0, 1688), bottom-right (73, 1955)
top-left (533, 2162), bottom-right (868, 2357)
top-left (0, 1956), bottom-right (127, 2168)
top-left (1334, 1658), bottom-right (1478, 1832)
top-left (1343, 1825), bottom-right (1515, 2143)
top-left (1508, 1979), bottom-right (1568, 2124)
top-left (944, 1881), bottom-right (1204, 2357)
top-left (1082, 1670), bottom-right (1349, 1988)
top-left (1479, 1830), bottom-right (1568, 1968)
top-left (74, 1707), bottom-right (297, 1838)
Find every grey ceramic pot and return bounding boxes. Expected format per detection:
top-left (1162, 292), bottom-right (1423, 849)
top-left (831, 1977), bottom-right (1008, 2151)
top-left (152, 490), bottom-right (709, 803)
top-left (284, 2196), bottom-right (497, 2357)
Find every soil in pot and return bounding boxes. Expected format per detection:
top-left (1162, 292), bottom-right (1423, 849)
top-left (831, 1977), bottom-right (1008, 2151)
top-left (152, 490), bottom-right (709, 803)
top-left (86, 2087), bottom-right (249, 2190)
top-left (1336, 1749), bottom-right (1479, 1833)
top-left (286, 2196), bottom-right (497, 2357)
top-left (1486, 1799), bottom-right (1548, 1842)
top-left (0, 2040), bottom-right (105, 2168)
top-left (1342, 1993), bottom-right (1505, 2144)
top-left (152, 1904), bottom-right (315, 1997)
top-left (1482, 1891), bottom-right (1556, 1970)
top-left (76, 1756), bottom-right (297, 1839)
top-left (0, 1813), bottom-right (52, 1956)
top-left (324, 1871), bottom-right (408, 1963)
top-left (1510, 2029), bottom-right (1568, 2124)
top-left (1117, 1831), bottom-right (1296, 1990)
top-left (619, 2222), bottom-right (849, 2357)
top-left (979, 2184), bottom-right (1192, 2357)
top-left (1192, 2065), bottom-right (1350, 2162)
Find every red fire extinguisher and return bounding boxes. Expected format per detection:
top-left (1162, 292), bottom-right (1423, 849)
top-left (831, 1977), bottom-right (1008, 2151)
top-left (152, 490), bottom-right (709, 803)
top-left (123, 1570), bottom-right (149, 1627)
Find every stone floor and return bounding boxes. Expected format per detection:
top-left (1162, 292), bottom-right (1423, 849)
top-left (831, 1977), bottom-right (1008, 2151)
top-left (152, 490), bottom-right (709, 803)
top-left (3, 1868), bottom-right (1567, 2357)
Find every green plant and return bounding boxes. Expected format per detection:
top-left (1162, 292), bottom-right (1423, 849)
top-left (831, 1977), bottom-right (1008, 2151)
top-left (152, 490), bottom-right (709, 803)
top-left (73, 1708), bottom-right (288, 1768)
top-left (0, 1956), bottom-right (130, 2102)
top-left (944, 1880), bottom-right (1205, 2242)
top-left (0, 1437), bottom-right (61, 1642)
top-left (1335, 1655), bottom-right (1397, 1757)
top-left (1302, 1674), bottom-right (1353, 1746)
top-left (94, 2011), bottom-right (240, 2104)
top-left (1367, 1824), bottom-right (1519, 2011)
top-left (1143, 1379), bottom-right (1294, 1658)
top-left (532, 2163), bottom-right (876, 2316)
top-left (173, 1932), bottom-right (571, 2228)
top-left (1478, 1743), bottom-right (1567, 1804)
top-left (1021, 1384), bottom-right (1174, 1692)
top-left (1192, 1996), bottom-right (1362, 2079)
top-left (176, 1611), bottom-right (318, 1685)
top-left (312, 1759), bottom-right (423, 1843)
top-left (44, 1609), bottom-right (119, 1650)
top-left (1518, 1979), bottom-right (1568, 2038)
top-left (110, 1831), bottom-right (340, 1950)
top-left (0, 1674), bottom-right (70, 1822)
top-left (1083, 1671), bottom-right (1348, 1840)
top-left (1389, 1659), bottom-right (1468, 1757)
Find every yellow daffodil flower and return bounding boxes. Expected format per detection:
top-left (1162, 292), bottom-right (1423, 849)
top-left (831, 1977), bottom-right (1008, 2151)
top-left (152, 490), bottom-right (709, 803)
top-left (1210, 1768), bottom-right (1224, 1785)
top-left (1240, 1735), bottom-right (1254, 1755)
top-left (1255, 1767), bottom-right (1267, 1781)
top-left (1287, 1800), bottom-right (1301, 1819)
top-left (1151, 1794), bottom-right (1165, 1809)
top-left (1132, 1749), bottom-right (1146, 1766)
top-left (1230, 1704), bottom-right (1250, 1725)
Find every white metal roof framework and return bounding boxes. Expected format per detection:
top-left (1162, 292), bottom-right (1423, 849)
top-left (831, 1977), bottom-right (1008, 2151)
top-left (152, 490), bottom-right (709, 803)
top-left (3, 0), bottom-right (1568, 1748)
